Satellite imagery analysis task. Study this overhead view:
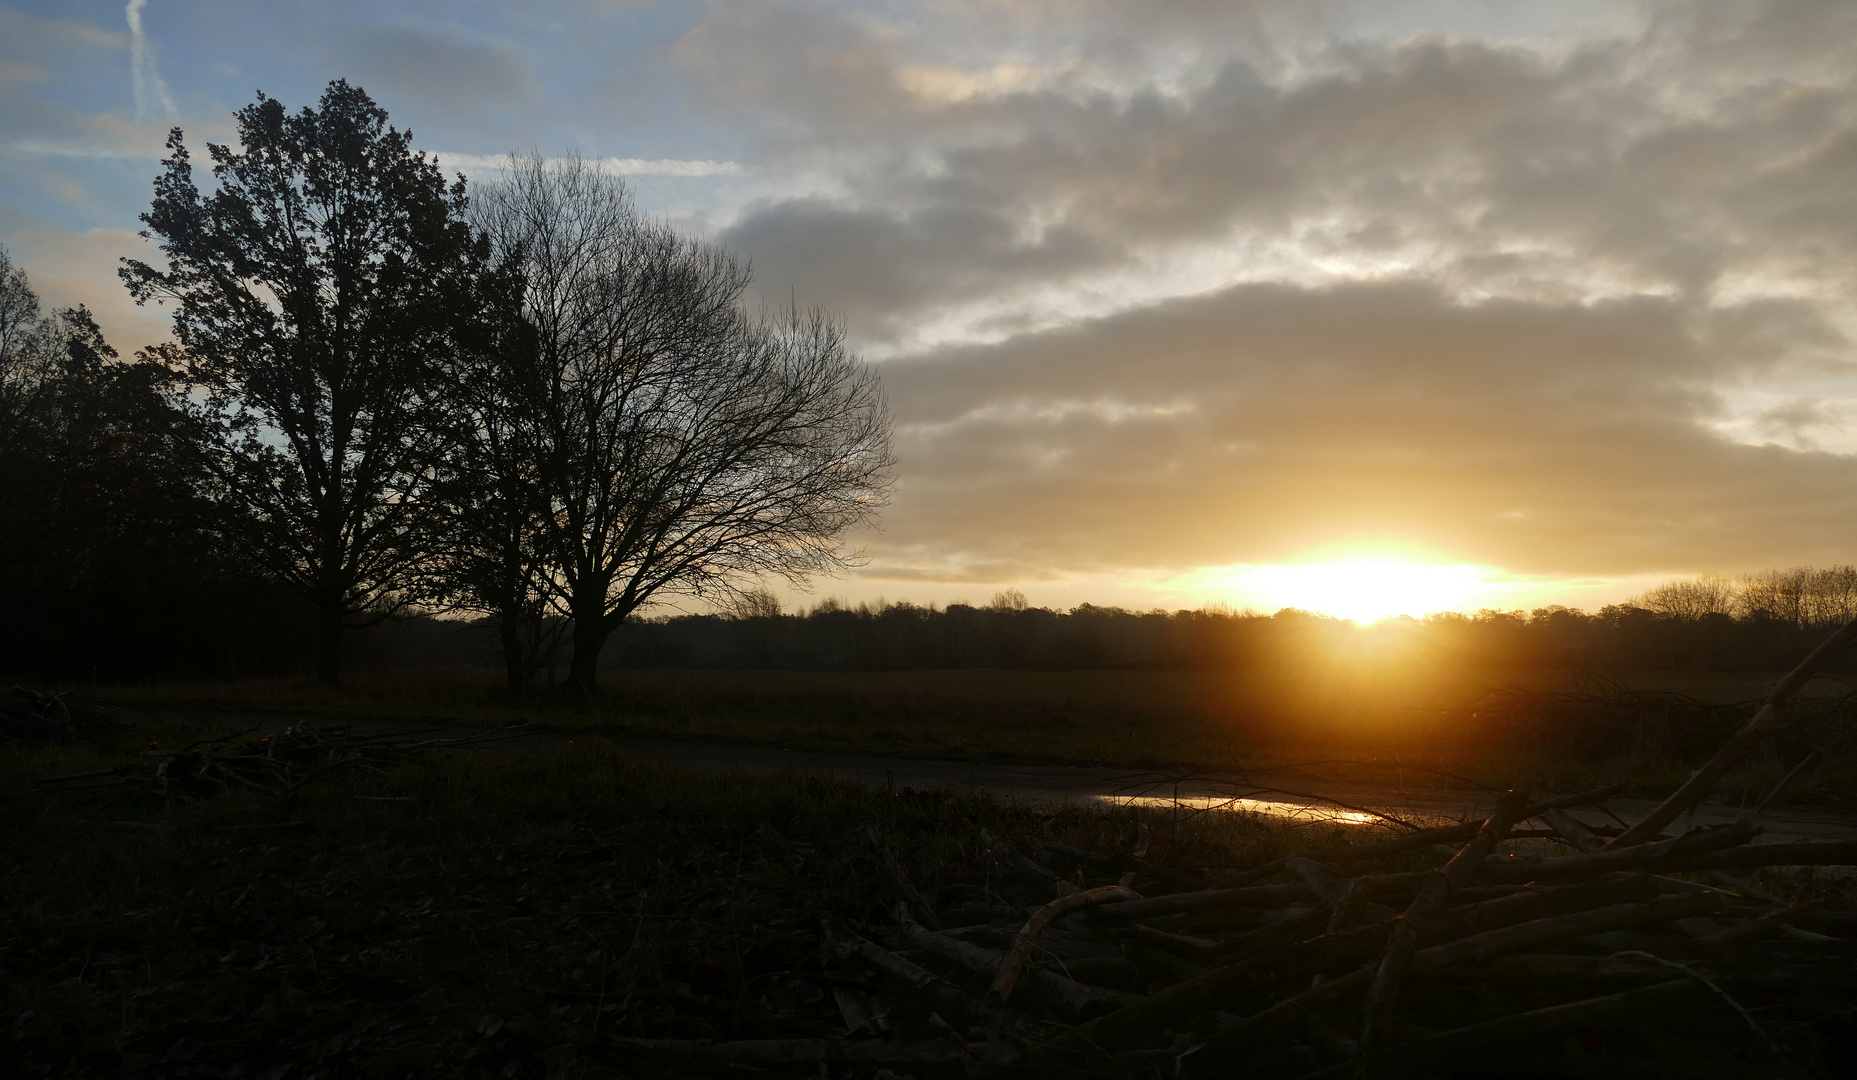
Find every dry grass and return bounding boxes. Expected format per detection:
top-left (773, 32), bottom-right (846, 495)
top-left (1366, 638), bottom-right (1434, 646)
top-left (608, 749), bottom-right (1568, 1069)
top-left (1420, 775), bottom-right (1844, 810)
top-left (81, 664), bottom-right (1857, 808)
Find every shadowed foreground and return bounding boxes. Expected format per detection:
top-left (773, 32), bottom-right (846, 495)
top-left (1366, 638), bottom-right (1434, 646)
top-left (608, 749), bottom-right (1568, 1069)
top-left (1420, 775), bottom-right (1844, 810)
top-left (5, 726), bottom-right (1856, 1079)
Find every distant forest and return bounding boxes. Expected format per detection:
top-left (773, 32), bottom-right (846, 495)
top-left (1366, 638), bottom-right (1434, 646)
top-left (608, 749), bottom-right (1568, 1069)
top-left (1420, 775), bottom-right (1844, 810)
top-left (370, 576), bottom-right (1857, 678)
top-left (14, 573), bottom-right (1857, 683)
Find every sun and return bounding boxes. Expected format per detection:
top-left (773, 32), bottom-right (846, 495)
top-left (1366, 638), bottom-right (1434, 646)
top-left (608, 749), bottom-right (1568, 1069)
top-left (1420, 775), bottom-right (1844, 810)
top-left (1241, 560), bottom-right (1491, 622)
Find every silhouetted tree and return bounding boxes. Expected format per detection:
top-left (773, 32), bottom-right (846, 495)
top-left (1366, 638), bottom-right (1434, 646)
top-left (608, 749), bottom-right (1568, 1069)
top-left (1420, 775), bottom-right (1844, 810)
top-left (0, 246), bottom-right (242, 679)
top-left (415, 251), bottom-right (568, 693)
top-left (465, 154), bottom-right (893, 694)
top-left (122, 81), bottom-right (485, 684)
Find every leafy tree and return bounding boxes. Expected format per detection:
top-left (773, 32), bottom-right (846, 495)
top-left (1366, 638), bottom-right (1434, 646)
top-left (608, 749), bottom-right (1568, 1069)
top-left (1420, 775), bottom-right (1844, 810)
top-left (463, 154), bottom-right (894, 695)
top-left (122, 80), bottom-right (486, 684)
top-left (0, 246), bottom-right (233, 679)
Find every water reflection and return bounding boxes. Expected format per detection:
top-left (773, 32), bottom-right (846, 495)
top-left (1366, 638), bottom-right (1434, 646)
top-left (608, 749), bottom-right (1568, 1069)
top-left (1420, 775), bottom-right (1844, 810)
top-left (1096, 793), bottom-right (1383, 826)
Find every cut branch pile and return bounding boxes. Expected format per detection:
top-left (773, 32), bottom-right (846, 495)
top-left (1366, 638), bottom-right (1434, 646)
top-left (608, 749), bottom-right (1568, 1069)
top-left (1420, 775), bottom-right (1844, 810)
top-left (32, 723), bottom-right (533, 807)
top-left (0, 685), bottom-right (128, 741)
top-left (627, 621), bottom-right (1857, 1077)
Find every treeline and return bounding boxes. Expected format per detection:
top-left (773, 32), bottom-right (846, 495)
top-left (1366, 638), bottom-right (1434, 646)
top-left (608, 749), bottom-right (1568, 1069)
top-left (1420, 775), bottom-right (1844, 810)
top-left (594, 593), bottom-right (1857, 674)
top-left (1, 81), bottom-right (889, 692)
top-left (322, 587), bottom-right (1857, 677)
top-left (1634, 566), bottom-right (1857, 624)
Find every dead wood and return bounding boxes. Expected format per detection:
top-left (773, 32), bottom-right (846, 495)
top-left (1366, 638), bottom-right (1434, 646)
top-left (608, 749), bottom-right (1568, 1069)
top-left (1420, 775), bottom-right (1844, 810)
top-left (992, 885), bottom-right (1142, 1004)
top-left (897, 904), bottom-right (1134, 1020)
top-left (1357, 789), bottom-right (1532, 1068)
top-left (1478, 819), bottom-right (1760, 883)
top-left (620, 1035), bottom-right (1017, 1066)
top-left (835, 931), bottom-right (1016, 1027)
top-left (1285, 857), bottom-right (1344, 903)
top-left (866, 825), bottom-right (941, 929)
top-left (1325, 878), bottom-right (1370, 935)
top-left (1540, 805), bottom-right (1603, 852)
top-left (1667, 840), bottom-right (1857, 872)
top-left (1356, 979), bottom-right (1705, 1071)
top-left (1092, 882), bottom-right (1313, 920)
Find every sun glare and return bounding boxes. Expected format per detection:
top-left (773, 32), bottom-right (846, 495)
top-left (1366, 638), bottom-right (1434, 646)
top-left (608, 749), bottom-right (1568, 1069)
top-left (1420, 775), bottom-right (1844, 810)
top-left (1242, 561), bottom-right (1490, 623)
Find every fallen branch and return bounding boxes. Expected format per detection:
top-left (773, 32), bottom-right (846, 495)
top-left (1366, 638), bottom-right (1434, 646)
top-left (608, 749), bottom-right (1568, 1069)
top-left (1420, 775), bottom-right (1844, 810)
top-left (992, 885), bottom-right (1140, 1003)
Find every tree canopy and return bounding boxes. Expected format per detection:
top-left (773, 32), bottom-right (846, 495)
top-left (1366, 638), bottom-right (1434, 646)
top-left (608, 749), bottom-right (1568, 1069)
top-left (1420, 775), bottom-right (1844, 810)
top-left (122, 79), bottom-right (487, 684)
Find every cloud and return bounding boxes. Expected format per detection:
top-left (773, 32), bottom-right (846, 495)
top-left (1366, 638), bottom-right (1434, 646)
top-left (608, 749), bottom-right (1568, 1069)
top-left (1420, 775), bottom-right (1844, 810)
top-left (0, 217), bottom-right (171, 353)
top-left (321, 24), bottom-right (540, 133)
top-left (8, 0), bottom-right (1857, 601)
top-left (125, 0), bottom-right (177, 122)
top-left (862, 278), bottom-right (1857, 582)
top-left (430, 152), bottom-right (744, 178)
top-left (692, 1), bottom-right (1857, 361)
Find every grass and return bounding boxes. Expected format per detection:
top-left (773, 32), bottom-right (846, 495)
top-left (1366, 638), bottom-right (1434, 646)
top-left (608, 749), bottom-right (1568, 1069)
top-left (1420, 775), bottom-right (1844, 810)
top-left (1, 725), bottom-right (1353, 1079)
top-left (86, 664), bottom-right (1857, 809)
top-left (5, 726), bottom-right (1854, 1078)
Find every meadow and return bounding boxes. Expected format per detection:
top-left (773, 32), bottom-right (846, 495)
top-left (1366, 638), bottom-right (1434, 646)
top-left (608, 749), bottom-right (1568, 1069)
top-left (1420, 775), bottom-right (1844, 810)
top-left (0, 729), bottom-right (1352, 1078)
top-left (94, 661), bottom-right (1857, 810)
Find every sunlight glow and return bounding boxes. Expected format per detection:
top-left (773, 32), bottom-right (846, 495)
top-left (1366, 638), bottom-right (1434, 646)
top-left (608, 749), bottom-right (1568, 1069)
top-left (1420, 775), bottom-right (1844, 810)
top-left (1242, 560), bottom-right (1491, 622)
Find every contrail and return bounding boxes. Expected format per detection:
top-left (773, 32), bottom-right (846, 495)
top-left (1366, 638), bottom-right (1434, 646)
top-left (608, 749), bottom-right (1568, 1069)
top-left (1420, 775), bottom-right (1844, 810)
top-left (126, 0), bottom-right (178, 121)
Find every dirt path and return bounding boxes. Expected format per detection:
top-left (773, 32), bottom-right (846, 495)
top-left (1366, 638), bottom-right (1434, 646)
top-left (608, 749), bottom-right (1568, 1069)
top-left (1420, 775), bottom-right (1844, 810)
top-left (164, 710), bottom-right (1857, 845)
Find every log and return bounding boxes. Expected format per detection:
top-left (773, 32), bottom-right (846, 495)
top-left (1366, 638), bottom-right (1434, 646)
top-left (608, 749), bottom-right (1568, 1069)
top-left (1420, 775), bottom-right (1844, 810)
top-left (1480, 820), bottom-right (1759, 883)
top-left (1133, 924), bottom-right (1222, 954)
top-left (1092, 882), bottom-right (1313, 920)
top-left (620, 1036), bottom-right (1017, 1066)
top-left (1414, 892), bottom-right (1730, 970)
top-left (1491, 951), bottom-right (1857, 992)
top-left (992, 885), bottom-right (1140, 1003)
top-left (1669, 841), bottom-right (1857, 872)
top-left (1187, 891), bottom-right (1730, 1062)
top-left (1325, 877), bottom-right (1370, 935)
top-left (1541, 806), bottom-right (1603, 852)
top-left (1607, 616), bottom-right (1857, 848)
top-left (1286, 858), bottom-right (1345, 903)
top-left (1385, 979), bottom-right (1704, 1062)
top-left (1423, 876), bottom-right (1660, 943)
top-left (1358, 790), bottom-right (1531, 1067)
top-left (835, 932), bottom-right (1013, 1027)
top-left (897, 905), bottom-right (1134, 1019)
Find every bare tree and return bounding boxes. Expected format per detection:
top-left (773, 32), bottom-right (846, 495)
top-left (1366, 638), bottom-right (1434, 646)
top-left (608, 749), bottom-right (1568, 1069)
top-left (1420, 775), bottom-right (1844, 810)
top-left (466, 154), bottom-right (893, 694)
top-left (1633, 574), bottom-right (1737, 620)
top-left (122, 81), bottom-right (485, 684)
top-left (415, 258), bottom-right (569, 694)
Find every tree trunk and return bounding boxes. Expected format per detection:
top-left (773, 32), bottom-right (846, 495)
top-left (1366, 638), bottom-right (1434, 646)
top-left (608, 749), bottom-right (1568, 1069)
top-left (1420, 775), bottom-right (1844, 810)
top-left (566, 616), bottom-right (609, 698)
top-left (315, 601), bottom-right (344, 686)
top-left (499, 611), bottom-right (528, 696)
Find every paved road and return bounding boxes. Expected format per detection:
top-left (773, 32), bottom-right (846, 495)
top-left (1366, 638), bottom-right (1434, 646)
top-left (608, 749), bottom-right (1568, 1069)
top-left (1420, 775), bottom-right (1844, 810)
top-left (181, 711), bottom-right (1857, 845)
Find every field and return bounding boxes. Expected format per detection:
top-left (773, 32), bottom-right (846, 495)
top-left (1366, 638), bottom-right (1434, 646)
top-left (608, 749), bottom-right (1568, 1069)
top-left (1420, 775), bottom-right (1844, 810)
top-left (95, 664), bottom-right (1857, 808)
top-left (6, 719), bottom-right (1857, 1079)
top-left (0, 729), bottom-right (1348, 1078)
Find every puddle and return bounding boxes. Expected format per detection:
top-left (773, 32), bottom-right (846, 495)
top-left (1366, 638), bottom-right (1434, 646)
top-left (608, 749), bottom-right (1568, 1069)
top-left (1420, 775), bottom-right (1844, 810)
top-left (1094, 794), bottom-right (1383, 826)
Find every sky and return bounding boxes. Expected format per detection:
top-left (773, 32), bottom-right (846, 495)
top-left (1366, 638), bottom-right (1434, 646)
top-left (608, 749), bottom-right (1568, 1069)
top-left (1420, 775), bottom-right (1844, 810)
top-left (5, 0), bottom-right (1857, 618)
